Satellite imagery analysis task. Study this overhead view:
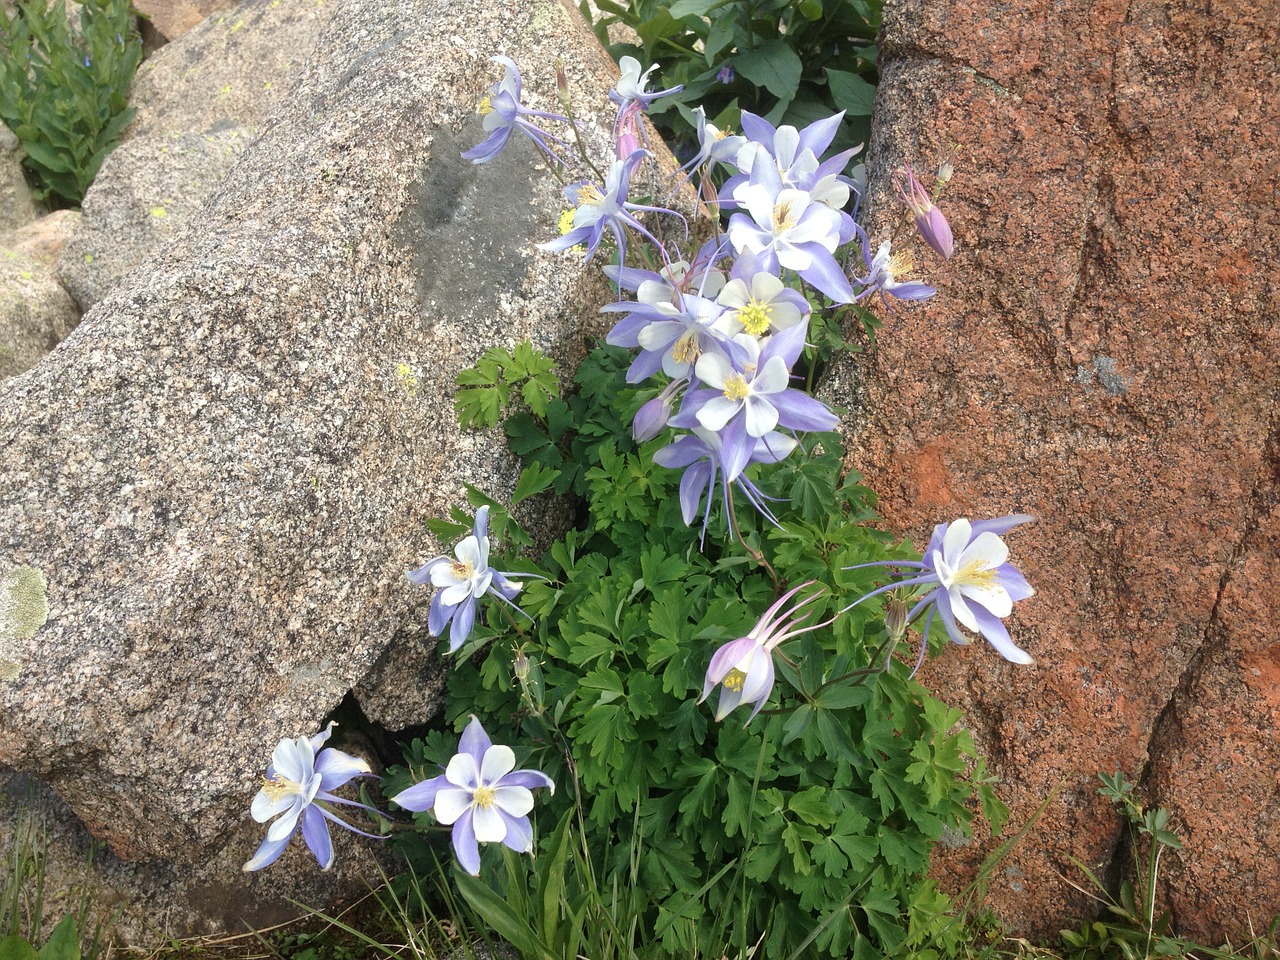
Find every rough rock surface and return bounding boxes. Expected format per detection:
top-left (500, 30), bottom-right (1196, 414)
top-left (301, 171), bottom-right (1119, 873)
top-left (58, 0), bottom-right (330, 310)
top-left (3, 209), bottom-right (79, 264)
top-left (840, 0), bottom-right (1279, 939)
top-left (1, 0), bottom-right (668, 938)
top-left (0, 126), bottom-right (38, 234)
top-left (133, 0), bottom-right (237, 45)
top-left (58, 128), bottom-right (250, 311)
top-left (0, 244), bottom-right (80, 382)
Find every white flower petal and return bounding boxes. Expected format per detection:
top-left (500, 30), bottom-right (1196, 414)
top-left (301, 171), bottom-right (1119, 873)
top-left (959, 583), bottom-right (1013, 619)
top-left (948, 587), bottom-right (980, 633)
top-left (959, 532), bottom-right (1009, 570)
top-left (432, 787), bottom-right (473, 826)
top-left (752, 357), bottom-right (790, 395)
top-left (743, 398), bottom-right (779, 437)
top-left (479, 745), bottom-right (517, 784)
top-left (445, 753), bottom-right (481, 790)
top-left (472, 803), bottom-right (508, 843)
top-left (941, 519), bottom-right (975, 568)
top-left (694, 352), bottom-right (734, 389)
top-left (493, 785), bottom-right (535, 818)
top-left (697, 396), bottom-right (741, 432)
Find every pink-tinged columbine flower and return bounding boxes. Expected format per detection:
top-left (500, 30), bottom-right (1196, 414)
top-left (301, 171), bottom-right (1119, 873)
top-left (894, 165), bottom-right (953, 259)
top-left (243, 723), bottom-right (382, 872)
top-left (391, 716), bottom-right (554, 876)
top-left (701, 581), bottom-right (832, 723)
top-left (461, 57), bottom-right (573, 167)
top-left (407, 506), bottom-right (534, 653)
top-left (843, 515), bottom-right (1037, 670)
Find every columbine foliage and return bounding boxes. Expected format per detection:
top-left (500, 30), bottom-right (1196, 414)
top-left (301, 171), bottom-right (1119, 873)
top-left (0, 0), bottom-right (142, 207)
top-left (387, 344), bottom-right (1009, 960)
top-left (453, 340), bottom-right (560, 429)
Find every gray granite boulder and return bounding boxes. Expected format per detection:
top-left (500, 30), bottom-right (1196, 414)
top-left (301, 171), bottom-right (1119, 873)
top-left (0, 125), bottom-right (38, 234)
top-left (58, 0), bottom-right (331, 310)
top-left (0, 245), bottom-right (80, 382)
top-left (0, 0), bottom-right (659, 936)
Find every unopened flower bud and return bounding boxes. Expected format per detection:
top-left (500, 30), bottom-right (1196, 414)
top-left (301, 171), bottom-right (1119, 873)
top-left (632, 378), bottom-right (685, 442)
top-left (893, 165), bottom-right (954, 260)
top-left (884, 597), bottom-right (910, 643)
top-left (937, 160), bottom-right (954, 184)
top-left (513, 649), bottom-right (530, 682)
top-left (615, 102), bottom-right (643, 160)
top-left (555, 61), bottom-right (571, 109)
top-left (717, 63), bottom-right (735, 84)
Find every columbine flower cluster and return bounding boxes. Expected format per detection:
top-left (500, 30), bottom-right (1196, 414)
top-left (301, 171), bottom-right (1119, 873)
top-left (243, 56), bottom-right (1033, 884)
top-left (450, 58), bottom-right (957, 540)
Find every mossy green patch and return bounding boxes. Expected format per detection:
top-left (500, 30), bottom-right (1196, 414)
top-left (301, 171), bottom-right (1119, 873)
top-left (1, 564), bottom-right (49, 641)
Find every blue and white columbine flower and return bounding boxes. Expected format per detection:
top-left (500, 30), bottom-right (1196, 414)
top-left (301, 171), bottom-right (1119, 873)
top-left (461, 57), bottom-right (573, 167)
top-left (854, 239), bottom-right (936, 307)
top-left (701, 581), bottom-right (831, 723)
top-left (609, 56), bottom-right (683, 111)
top-left (673, 322), bottom-right (839, 481)
top-left (391, 716), bottom-right (554, 876)
top-left (728, 152), bottom-right (854, 303)
top-left (407, 506), bottom-right (530, 653)
top-left (539, 150), bottom-right (680, 267)
top-left (243, 723), bottom-right (381, 872)
top-left (652, 426), bottom-right (796, 541)
top-left (844, 515), bottom-right (1037, 669)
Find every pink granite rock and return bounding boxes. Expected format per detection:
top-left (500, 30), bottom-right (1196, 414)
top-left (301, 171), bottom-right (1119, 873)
top-left (840, 0), bottom-right (1279, 939)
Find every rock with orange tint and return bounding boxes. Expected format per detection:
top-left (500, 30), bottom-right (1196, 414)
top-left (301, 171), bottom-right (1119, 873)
top-left (838, 0), bottom-right (1280, 939)
top-left (133, 0), bottom-right (236, 45)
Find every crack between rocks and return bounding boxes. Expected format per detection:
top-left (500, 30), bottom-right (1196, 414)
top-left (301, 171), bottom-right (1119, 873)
top-left (1132, 385), bottom-right (1280, 875)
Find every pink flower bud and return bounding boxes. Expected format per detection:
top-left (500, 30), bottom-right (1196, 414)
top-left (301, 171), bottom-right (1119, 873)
top-left (893, 165), bottom-right (954, 259)
top-left (615, 101), bottom-right (643, 160)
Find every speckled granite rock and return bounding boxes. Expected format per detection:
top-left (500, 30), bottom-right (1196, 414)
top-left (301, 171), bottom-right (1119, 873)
top-left (3, 209), bottom-right (79, 264)
top-left (0, 244), bottom-right (80, 382)
top-left (0, 125), bottom-right (38, 234)
top-left (59, 127), bottom-right (250, 311)
top-left (58, 0), bottom-right (330, 310)
top-left (0, 0), bottom-right (663, 936)
top-left (835, 0), bottom-right (1279, 939)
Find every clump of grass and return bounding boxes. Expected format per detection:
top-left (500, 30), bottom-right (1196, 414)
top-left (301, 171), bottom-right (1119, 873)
top-left (0, 788), bottom-right (112, 960)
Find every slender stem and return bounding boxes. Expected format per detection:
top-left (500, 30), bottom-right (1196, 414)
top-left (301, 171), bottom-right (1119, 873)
top-left (725, 483), bottom-right (779, 587)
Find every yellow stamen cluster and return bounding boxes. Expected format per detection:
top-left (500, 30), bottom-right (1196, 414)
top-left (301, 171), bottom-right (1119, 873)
top-left (722, 668), bottom-right (747, 692)
top-left (451, 559), bottom-right (474, 581)
top-left (951, 558), bottom-right (998, 589)
top-left (887, 250), bottom-right (915, 279)
top-left (713, 127), bottom-right (732, 141)
top-left (772, 200), bottom-right (797, 233)
top-left (472, 785), bottom-right (498, 809)
top-left (576, 183), bottom-right (605, 207)
top-left (722, 374), bottom-right (750, 402)
top-left (672, 333), bottom-right (701, 365)
top-left (261, 774), bottom-right (296, 802)
top-left (477, 96), bottom-right (493, 116)
top-left (738, 298), bottom-right (773, 337)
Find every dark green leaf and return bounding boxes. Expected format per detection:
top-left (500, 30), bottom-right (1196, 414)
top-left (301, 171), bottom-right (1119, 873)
top-left (734, 40), bottom-right (803, 101)
top-left (826, 68), bottom-right (877, 117)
